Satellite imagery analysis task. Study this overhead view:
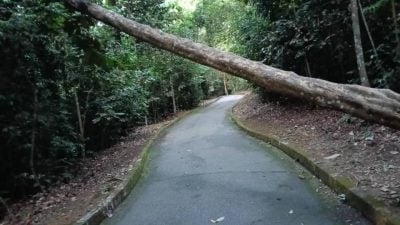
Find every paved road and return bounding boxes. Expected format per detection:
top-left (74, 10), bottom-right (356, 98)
top-left (102, 95), bottom-right (369, 225)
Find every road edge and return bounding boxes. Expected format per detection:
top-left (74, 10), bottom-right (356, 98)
top-left (74, 97), bottom-right (222, 225)
top-left (230, 102), bottom-right (400, 225)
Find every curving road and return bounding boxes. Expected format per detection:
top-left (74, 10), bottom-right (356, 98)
top-left (102, 95), bottom-right (369, 225)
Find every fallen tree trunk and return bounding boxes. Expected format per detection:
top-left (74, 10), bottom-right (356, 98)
top-left (65, 0), bottom-right (400, 130)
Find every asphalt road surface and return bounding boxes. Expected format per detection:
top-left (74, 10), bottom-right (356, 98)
top-left (102, 95), bottom-right (370, 225)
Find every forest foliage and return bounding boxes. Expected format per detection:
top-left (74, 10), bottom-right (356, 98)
top-left (0, 0), bottom-right (249, 207)
top-left (0, 0), bottom-right (399, 215)
top-left (246, 0), bottom-right (400, 90)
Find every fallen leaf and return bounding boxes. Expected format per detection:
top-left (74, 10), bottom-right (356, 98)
top-left (338, 194), bottom-right (346, 202)
top-left (381, 186), bottom-right (389, 192)
top-left (365, 135), bottom-right (374, 141)
top-left (210, 216), bottom-right (225, 223)
top-left (324, 154), bottom-right (341, 160)
top-left (390, 194), bottom-right (399, 199)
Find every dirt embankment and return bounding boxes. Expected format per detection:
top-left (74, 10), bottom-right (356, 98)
top-left (233, 94), bottom-right (400, 211)
top-left (1, 118), bottom-right (175, 225)
top-left (0, 97), bottom-right (222, 225)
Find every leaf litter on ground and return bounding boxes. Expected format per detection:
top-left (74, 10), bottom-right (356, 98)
top-left (210, 216), bottom-right (225, 223)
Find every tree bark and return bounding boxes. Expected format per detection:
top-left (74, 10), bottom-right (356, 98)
top-left (30, 85), bottom-right (44, 192)
top-left (304, 54), bottom-right (312, 77)
top-left (391, 0), bottom-right (400, 56)
top-left (223, 73), bottom-right (229, 96)
top-left (170, 75), bottom-right (177, 114)
top-left (73, 88), bottom-right (86, 158)
top-left (358, 0), bottom-right (378, 60)
top-left (64, 0), bottom-right (400, 130)
top-left (351, 0), bottom-right (370, 87)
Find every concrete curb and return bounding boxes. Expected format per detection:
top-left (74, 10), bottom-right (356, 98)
top-left (230, 106), bottom-right (400, 225)
top-left (73, 104), bottom-right (210, 225)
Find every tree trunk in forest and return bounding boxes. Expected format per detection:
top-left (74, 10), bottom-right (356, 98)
top-left (170, 75), bottom-right (177, 114)
top-left (223, 73), bottom-right (229, 96)
top-left (151, 101), bottom-right (158, 123)
top-left (30, 85), bottom-right (44, 192)
top-left (304, 54), bottom-right (312, 77)
top-left (64, 0), bottom-right (400, 130)
top-left (358, 0), bottom-right (379, 60)
top-left (73, 88), bottom-right (86, 158)
top-left (391, 0), bottom-right (400, 56)
top-left (350, 0), bottom-right (370, 87)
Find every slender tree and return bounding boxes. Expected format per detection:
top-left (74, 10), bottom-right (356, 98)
top-left (73, 87), bottom-right (86, 158)
top-left (351, 0), bottom-right (370, 87)
top-left (30, 85), bottom-right (44, 192)
top-left (170, 75), bottom-right (177, 113)
top-left (358, 0), bottom-right (379, 59)
top-left (391, 0), bottom-right (400, 56)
